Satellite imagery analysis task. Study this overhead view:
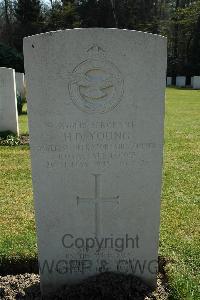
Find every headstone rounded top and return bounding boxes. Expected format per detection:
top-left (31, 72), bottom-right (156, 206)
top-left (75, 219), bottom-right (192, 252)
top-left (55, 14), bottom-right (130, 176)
top-left (24, 28), bottom-right (166, 42)
top-left (0, 67), bottom-right (14, 71)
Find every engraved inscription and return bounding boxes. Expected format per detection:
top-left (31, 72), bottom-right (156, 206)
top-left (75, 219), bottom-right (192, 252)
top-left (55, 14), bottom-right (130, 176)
top-left (33, 119), bottom-right (159, 170)
top-left (87, 44), bottom-right (105, 53)
top-left (69, 59), bottom-right (124, 113)
top-left (77, 174), bottom-right (119, 237)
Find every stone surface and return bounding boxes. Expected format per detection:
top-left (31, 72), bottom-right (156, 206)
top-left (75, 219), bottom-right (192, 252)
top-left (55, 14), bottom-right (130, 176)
top-left (192, 76), bottom-right (200, 89)
top-left (176, 76), bottom-right (186, 87)
top-left (24, 28), bottom-right (167, 295)
top-left (0, 67), bottom-right (19, 135)
top-left (15, 72), bottom-right (25, 96)
top-left (166, 77), bottom-right (172, 86)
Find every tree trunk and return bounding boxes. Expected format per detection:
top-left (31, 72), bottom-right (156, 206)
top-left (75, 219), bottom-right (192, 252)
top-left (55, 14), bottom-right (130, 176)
top-left (173, 0), bottom-right (180, 59)
top-left (4, 0), bottom-right (12, 45)
top-left (4, 0), bottom-right (10, 27)
top-left (110, 0), bottom-right (118, 27)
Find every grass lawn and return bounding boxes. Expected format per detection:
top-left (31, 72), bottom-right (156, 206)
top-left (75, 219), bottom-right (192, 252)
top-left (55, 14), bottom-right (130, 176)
top-left (160, 88), bottom-right (200, 299)
top-left (18, 104), bottom-right (29, 135)
top-left (0, 88), bottom-right (199, 299)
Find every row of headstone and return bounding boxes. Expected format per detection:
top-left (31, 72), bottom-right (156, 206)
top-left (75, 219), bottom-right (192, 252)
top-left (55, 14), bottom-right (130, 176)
top-left (0, 67), bottom-right (20, 135)
top-left (167, 76), bottom-right (200, 89)
top-left (24, 28), bottom-right (167, 296)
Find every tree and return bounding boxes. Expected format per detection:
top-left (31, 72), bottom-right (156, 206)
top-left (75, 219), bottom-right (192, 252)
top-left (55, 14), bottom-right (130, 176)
top-left (15, 0), bottom-right (42, 26)
top-left (45, 0), bottom-right (79, 31)
top-left (4, 0), bottom-right (10, 29)
top-left (77, 0), bottom-right (160, 32)
top-left (13, 0), bottom-right (44, 51)
top-left (0, 0), bottom-right (199, 76)
top-left (0, 0), bottom-right (14, 45)
top-left (0, 42), bottom-right (23, 71)
top-left (164, 0), bottom-right (200, 75)
top-left (191, 14), bottom-right (200, 74)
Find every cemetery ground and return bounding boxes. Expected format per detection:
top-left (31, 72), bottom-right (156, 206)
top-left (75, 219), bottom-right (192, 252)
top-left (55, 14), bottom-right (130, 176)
top-left (0, 88), bottom-right (199, 299)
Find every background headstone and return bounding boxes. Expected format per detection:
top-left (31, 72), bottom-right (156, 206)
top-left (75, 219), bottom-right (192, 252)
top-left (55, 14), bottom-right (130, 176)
top-left (167, 77), bottom-right (172, 86)
top-left (176, 76), bottom-right (186, 87)
top-left (0, 67), bottom-right (19, 135)
top-left (15, 72), bottom-right (25, 96)
top-left (192, 76), bottom-right (200, 89)
top-left (24, 28), bottom-right (167, 295)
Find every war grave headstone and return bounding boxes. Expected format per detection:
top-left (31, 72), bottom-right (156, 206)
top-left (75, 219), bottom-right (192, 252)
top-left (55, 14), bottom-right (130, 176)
top-left (176, 76), bottom-right (186, 87)
top-left (166, 77), bottom-right (172, 86)
top-left (0, 67), bottom-right (19, 135)
top-left (192, 76), bottom-right (200, 89)
top-left (24, 28), bottom-right (167, 295)
top-left (15, 72), bottom-right (25, 96)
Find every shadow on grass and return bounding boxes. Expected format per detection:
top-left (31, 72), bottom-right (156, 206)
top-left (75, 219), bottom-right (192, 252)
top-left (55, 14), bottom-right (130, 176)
top-left (0, 256), bottom-right (170, 299)
top-left (24, 272), bottom-right (153, 300)
top-left (167, 86), bottom-right (197, 90)
top-left (0, 257), bottom-right (38, 276)
top-left (19, 111), bottom-right (27, 115)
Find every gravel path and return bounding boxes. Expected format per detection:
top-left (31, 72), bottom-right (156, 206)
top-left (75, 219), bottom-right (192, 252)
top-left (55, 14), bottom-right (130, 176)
top-left (0, 272), bottom-right (169, 300)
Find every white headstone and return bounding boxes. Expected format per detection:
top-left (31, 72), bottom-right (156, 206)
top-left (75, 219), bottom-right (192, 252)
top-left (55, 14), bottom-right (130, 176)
top-left (176, 76), bottom-right (186, 87)
top-left (15, 72), bottom-right (25, 96)
top-left (166, 77), bottom-right (172, 86)
top-left (192, 76), bottom-right (200, 89)
top-left (0, 67), bottom-right (19, 135)
top-left (24, 28), bottom-right (167, 296)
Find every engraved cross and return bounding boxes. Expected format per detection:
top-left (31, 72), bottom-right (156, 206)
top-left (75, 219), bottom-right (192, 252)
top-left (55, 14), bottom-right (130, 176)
top-left (77, 174), bottom-right (119, 237)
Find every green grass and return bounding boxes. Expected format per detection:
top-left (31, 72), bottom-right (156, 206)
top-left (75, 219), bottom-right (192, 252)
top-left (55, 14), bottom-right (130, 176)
top-left (19, 114), bottom-right (29, 135)
top-left (18, 104), bottom-right (29, 135)
top-left (0, 104), bottom-right (34, 259)
top-left (160, 88), bottom-right (200, 299)
top-left (0, 88), bottom-right (200, 299)
top-left (0, 146), bottom-right (36, 259)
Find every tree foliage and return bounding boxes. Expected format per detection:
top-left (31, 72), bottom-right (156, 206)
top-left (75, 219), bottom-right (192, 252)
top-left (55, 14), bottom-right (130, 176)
top-left (13, 0), bottom-right (44, 51)
top-left (45, 0), bottom-right (79, 31)
top-left (0, 0), bottom-right (199, 75)
top-left (0, 43), bottom-right (23, 71)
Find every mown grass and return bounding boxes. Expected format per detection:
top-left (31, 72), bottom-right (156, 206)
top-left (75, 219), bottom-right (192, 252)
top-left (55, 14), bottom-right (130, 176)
top-left (160, 88), bottom-right (200, 299)
top-left (0, 88), bottom-right (199, 299)
top-left (0, 146), bottom-right (36, 259)
top-left (0, 104), bottom-right (35, 260)
top-left (18, 104), bottom-right (29, 135)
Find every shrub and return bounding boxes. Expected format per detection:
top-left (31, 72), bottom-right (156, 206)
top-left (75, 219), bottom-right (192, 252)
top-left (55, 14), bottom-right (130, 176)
top-left (0, 131), bottom-right (20, 146)
top-left (17, 92), bottom-right (26, 115)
